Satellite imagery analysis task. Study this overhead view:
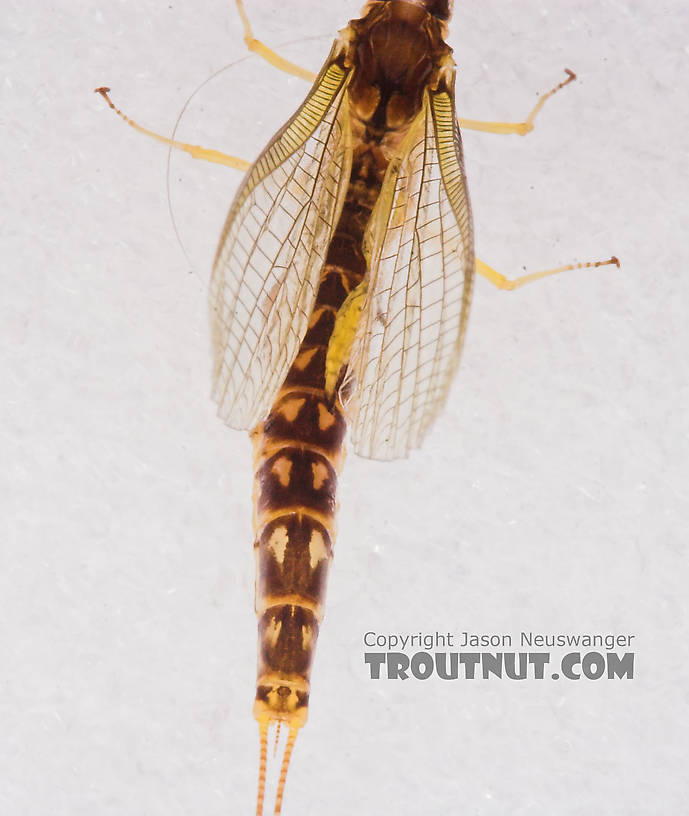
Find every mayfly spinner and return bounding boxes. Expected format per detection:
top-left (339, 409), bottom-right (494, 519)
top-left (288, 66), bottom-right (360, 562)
top-left (97, 1), bottom-right (618, 812)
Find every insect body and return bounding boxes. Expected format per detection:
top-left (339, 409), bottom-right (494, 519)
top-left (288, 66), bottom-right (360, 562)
top-left (209, 2), bottom-right (473, 810)
top-left (97, 1), bottom-right (618, 812)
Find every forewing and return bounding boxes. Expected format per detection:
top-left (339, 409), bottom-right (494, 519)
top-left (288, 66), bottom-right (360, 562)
top-left (210, 56), bottom-right (352, 429)
top-left (343, 90), bottom-right (474, 460)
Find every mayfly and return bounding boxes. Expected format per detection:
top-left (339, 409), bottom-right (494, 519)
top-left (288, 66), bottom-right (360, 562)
top-left (97, 1), bottom-right (618, 812)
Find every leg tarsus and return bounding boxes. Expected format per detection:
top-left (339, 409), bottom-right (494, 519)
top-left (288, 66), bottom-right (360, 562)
top-left (94, 87), bottom-right (251, 171)
top-left (236, 0), bottom-right (316, 82)
top-left (459, 68), bottom-right (577, 136)
top-left (476, 255), bottom-right (620, 291)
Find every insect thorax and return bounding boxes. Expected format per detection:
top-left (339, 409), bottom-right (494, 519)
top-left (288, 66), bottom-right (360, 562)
top-left (346, 2), bottom-right (454, 139)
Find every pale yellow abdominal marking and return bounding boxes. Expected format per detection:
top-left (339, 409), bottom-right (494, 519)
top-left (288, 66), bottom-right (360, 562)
top-left (277, 397), bottom-right (306, 422)
top-left (293, 347), bottom-right (319, 371)
top-left (317, 403), bottom-right (336, 431)
top-left (271, 456), bottom-right (293, 487)
top-left (308, 529), bottom-right (329, 570)
top-left (301, 625), bottom-right (314, 650)
top-left (265, 618), bottom-right (282, 648)
top-left (311, 461), bottom-right (329, 491)
top-left (267, 525), bottom-right (289, 566)
top-left (308, 305), bottom-right (337, 326)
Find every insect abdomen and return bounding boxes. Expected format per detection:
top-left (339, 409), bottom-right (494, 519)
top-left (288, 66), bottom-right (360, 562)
top-left (251, 267), bottom-right (353, 726)
top-left (249, 69), bottom-right (394, 736)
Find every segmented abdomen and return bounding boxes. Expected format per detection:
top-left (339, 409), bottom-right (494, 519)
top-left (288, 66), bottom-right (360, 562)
top-left (251, 263), bottom-right (358, 726)
top-left (250, 140), bottom-right (388, 727)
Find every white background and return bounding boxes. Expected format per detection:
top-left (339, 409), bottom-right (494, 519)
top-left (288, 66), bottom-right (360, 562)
top-left (3, 1), bottom-right (688, 814)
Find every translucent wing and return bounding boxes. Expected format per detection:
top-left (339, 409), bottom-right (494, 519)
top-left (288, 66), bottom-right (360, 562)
top-left (210, 54), bottom-right (352, 429)
top-left (342, 90), bottom-right (474, 460)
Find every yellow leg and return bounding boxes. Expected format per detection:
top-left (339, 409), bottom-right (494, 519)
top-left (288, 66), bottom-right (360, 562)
top-left (94, 87), bottom-right (251, 172)
top-left (459, 69), bottom-right (576, 136)
top-left (236, 0), bottom-right (316, 82)
top-left (476, 255), bottom-right (620, 291)
top-left (95, 2), bottom-right (316, 170)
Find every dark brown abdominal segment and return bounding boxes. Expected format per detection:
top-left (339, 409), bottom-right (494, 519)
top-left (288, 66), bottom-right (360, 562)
top-left (255, 604), bottom-right (319, 725)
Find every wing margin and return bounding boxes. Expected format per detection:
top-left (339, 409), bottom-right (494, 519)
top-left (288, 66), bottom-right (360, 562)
top-left (210, 49), bottom-right (352, 429)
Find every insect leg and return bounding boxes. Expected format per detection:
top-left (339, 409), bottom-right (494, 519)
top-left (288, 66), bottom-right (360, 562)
top-left (94, 88), bottom-right (251, 171)
top-left (236, 0), bottom-right (316, 82)
top-left (476, 256), bottom-right (620, 291)
top-left (459, 69), bottom-right (576, 136)
top-left (325, 279), bottom-right (369, 398)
